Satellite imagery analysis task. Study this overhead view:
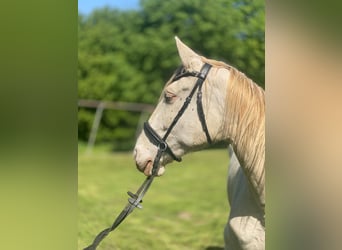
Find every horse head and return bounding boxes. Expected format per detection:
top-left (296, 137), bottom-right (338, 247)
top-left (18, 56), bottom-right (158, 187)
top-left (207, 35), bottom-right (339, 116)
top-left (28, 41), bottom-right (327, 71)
top-left (134, 37), bottom-right (230, 176)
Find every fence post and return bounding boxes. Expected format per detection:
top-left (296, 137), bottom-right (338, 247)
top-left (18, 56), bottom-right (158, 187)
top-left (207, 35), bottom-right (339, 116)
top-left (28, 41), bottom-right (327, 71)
top-left (86, 102), bottom-right (105, 154)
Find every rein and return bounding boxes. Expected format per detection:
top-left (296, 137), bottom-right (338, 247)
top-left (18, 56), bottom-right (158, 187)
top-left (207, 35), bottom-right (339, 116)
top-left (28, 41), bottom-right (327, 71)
top-left (83, 176), bottom-right (155, 250)
top-left (84, 63), bottom-right (212, 250)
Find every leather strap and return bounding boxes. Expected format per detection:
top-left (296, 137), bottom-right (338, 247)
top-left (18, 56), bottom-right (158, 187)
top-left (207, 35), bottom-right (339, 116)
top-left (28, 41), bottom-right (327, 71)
top-left (83, 176), bottom-right (155, 250)
top-left (196, 63), bottom-right (212, 144)
top-left (143, 122), bottom-right (181, 162)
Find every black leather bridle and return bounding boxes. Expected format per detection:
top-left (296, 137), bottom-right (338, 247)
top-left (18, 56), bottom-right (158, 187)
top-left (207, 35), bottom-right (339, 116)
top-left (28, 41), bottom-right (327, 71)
top-left (144, 62), bottom-right (213, 175)
top-left (84, 63), bottom-right (212, 250)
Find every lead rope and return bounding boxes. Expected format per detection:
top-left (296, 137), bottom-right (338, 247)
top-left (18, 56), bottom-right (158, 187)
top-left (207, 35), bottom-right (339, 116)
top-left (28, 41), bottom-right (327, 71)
top-left (83, 146), bottom-right (166, 250)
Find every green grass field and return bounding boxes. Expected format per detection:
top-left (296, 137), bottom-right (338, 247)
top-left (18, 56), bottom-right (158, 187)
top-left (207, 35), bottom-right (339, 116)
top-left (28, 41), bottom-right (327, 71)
top-left (79, 144), bottom-right (230, 250)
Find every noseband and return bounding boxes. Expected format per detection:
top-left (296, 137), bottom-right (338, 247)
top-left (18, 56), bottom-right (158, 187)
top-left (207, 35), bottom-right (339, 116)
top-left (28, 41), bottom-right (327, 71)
top-left (144, 63), bottom-right (212, 175)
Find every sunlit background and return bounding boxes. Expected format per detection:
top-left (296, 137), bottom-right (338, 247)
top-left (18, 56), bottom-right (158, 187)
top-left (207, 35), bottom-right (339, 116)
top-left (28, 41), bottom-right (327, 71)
top-left (77, 1), bottom-right (265, 249)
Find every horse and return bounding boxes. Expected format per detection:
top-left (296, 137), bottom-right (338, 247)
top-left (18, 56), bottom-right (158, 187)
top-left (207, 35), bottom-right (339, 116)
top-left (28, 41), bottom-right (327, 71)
top-left (134, 37), bottom-right (265, 250)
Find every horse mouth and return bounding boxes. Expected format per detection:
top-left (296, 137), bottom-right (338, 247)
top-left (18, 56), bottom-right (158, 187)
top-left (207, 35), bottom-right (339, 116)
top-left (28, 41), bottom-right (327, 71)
top-left (138, 160), bottom-right (165, 176)
top-left (143, 160), bottom-right (153, 176)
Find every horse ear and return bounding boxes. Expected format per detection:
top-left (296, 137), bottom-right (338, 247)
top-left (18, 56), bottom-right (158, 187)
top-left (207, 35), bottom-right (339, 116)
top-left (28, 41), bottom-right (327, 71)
top-left (175, 36), bottom-right (201, 69)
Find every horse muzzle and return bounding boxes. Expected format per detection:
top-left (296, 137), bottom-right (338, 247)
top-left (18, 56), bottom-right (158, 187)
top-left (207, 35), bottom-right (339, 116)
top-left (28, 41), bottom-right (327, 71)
top-left (134, 147), bottom-right (166, 176)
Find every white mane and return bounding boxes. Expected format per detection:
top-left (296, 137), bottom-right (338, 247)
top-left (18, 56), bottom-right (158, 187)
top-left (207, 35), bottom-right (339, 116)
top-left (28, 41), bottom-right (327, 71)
top-left (203, 57), bottom-right (265, 207)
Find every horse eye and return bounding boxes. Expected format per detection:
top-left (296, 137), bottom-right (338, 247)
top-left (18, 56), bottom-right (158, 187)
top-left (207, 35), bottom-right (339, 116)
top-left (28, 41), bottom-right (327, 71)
top-left (164, 91), bottom-right (177, 104)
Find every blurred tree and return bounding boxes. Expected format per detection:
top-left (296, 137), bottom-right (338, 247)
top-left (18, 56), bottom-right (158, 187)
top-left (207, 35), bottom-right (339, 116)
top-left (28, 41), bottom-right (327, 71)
top-left (78, 0), bottom-right (264, 150)
top-left (139, 0), bottom-right (264, 84)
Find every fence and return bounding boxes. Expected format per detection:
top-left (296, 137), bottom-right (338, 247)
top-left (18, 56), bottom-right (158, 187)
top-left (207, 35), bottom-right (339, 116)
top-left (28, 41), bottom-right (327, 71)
top-left (78, 99), bottom-right (155, 153)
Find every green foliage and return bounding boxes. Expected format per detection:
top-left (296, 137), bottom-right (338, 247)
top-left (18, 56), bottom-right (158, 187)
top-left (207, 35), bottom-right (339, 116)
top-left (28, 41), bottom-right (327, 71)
top-left (78, 0), bottom-right (264, 150)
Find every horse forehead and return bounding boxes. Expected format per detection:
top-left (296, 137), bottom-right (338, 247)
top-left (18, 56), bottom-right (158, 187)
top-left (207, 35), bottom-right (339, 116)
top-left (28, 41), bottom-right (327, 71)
top-left (165, 79), bottom-right (192, 93)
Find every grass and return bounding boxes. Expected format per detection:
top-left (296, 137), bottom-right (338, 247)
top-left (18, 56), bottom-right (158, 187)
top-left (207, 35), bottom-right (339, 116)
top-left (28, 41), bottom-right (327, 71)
top-left (78, 144), bottom-right (230, 250)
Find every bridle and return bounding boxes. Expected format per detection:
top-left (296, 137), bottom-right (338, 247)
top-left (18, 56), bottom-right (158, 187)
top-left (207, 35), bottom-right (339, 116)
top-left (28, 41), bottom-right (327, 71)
top-left (84, 63), bottom-right (212, 250)
top-left (144, 62), bottom-right (213, 175)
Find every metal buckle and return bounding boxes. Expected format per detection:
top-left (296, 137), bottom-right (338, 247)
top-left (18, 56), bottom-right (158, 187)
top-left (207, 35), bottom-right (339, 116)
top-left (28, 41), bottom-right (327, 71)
top-left (158, 141), bottom-right (168, 151)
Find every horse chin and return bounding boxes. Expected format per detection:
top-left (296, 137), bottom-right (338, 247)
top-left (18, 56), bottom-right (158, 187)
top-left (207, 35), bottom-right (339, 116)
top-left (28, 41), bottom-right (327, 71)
top-left (157, 165), bottom-right (166, 176)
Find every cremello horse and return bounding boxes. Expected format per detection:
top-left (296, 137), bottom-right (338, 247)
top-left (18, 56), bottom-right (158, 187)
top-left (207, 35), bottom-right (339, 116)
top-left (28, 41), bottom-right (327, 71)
top-left (134, 37), bottom-right (265, 250)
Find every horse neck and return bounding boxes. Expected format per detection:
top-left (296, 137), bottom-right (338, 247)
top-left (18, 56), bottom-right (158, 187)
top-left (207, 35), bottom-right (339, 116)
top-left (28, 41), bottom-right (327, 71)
top-left (224, 72), bottom-right (265, 207)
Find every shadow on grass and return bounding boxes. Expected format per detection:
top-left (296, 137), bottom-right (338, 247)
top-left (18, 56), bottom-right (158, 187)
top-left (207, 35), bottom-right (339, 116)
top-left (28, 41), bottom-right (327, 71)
top-left (205, 246), bottom-right (224, 250)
